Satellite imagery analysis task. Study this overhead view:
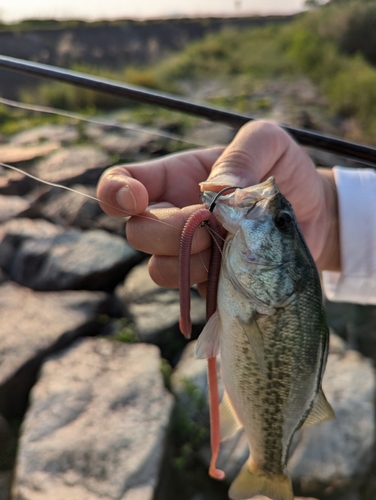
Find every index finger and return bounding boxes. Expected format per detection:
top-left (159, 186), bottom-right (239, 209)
top-left (96, 147), bottom-right (224, 217)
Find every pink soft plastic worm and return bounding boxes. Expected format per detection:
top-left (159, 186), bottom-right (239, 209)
top-left (179, 207), bottom-right (225, 480)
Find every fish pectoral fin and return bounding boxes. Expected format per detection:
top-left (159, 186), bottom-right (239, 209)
top-left (195, 310), bottom-right (221, 359)
top-left (229, 459), bottom-right (293, 500)
top-left (237, 316), bottom-right (265, 375)
top-left (219, 390), bottom-right (243, 441)
top-left (302, 388), bottom-right (335, 428)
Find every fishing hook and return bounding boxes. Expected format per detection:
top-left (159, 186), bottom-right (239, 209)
top-left (209, 185), bottom-right (244, 212)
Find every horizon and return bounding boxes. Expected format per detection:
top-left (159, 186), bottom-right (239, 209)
top-left (0, 0), bottom-right (307, 24)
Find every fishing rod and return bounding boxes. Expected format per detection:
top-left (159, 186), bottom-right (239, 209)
top-left (0, 54), bottom-right (376, 165)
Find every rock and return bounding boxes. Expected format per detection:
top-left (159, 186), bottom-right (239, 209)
top-left (0, 414), bottom-right (17, 500)
top-left (289, 350), bottom-right (375, 499)
top-left (0, 169), bottom-right (36, 196)
top-left (29, 185), bottom-right (127, 235)
top-left (171, 340), bottom-right (213, 421)
top-left (35, 185), bottom-right (107, 229)
top-left (0, 218), bottom-right (141, 291)
top-left (10, 125), bottom-right (78, 146)
top-left (325, 299), bottom-right (376, 362)
top-left (32, 146), bottom-right (111, 186)
top-left (0, 471), bottom-right (12, 500)
top-left (171, 340), bottom-right (374, 499)
top-left (329, 329), bottom-right (347, 355)
top-left (0, 142), bottom-right (60, 163)
top-left (12, 338), bottom-right (173, 500)
top-left (117, 261), bottom-right (206, 359)
top-left (96, 130), bottom-right (157, 156)
top-left (183, 122), bottom-right (235, 147)
top-left (0, 217), bottom-right (62, 242)
top-left (0, 195), bottom-right (31, 222)
top-left (0, 218), bottom-right (63, 273)
top-left (84, 123), bottom-right (165, 157)
top-left (0, 281), bottom-right (118, 417)
top-left (252, 498), bottom-right (319, 500)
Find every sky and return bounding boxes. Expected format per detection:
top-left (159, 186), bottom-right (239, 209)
top-left (0, 0), bottom-right (307, 23)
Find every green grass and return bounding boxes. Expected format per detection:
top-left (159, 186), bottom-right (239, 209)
top-left (172, 378), bottom-right (209, 469)
top-left (0, 103), bottom-right (67, 135)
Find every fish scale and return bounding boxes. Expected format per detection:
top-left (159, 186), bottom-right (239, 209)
top-left (197, 177), bottom-right (334, 500)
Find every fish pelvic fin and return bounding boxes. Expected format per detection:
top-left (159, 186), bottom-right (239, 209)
top-left (229, 459), bottom-right (293, 500)
top-left (195, 310), bottom-right (221, 359)
top-left (302, 388), bottom-right (335, 428)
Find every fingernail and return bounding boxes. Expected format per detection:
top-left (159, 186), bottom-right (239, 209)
top-left (116, 185), bottom-right (137, 214)
top-left (199, 175), bottom-right (243, 191)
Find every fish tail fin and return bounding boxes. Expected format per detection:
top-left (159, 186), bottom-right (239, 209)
top-left (229, 459), bottom-right (293, 500)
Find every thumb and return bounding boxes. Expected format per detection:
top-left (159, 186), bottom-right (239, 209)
top-left (200, 121), bottom-right (290, 192)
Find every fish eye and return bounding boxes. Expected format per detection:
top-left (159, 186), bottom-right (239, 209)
top-left (273, 210), bottom-right (293, 233)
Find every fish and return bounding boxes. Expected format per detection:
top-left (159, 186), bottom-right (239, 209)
top-left (196, 177), bottom-right (335, 500)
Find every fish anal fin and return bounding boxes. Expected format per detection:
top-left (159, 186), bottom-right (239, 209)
top-left (195, 310), bottom-right (221, 359)
top-left (302, 388), bottom-right (335, 428)
top-left (229, 459), bottom-right (293, 500)
top-left (220, 390), bottom-right (243, 441)
top-left (237, 316), bottom-right (265, 375)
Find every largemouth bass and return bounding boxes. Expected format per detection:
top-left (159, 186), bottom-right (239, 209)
top-left (197, 177), bottom-right (335, 500)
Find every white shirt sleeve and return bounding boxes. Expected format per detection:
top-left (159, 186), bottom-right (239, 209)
top-left (322, 166), bottom-right (376, 304)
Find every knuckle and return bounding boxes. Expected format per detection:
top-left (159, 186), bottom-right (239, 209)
top-left (241, 119), bottom-right (281, 137)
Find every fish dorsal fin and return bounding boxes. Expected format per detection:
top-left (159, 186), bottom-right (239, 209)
top-left (302, 388), bottom-right (335, 428)
top-left (220, 390), bottom-right (243, 441)
top-left (195, 310), bottom-right (221, 359)
top-left (237, 316), bottom-right (265, 375)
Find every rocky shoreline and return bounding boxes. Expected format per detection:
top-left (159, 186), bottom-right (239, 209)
top-left (0, 117), bottom-right (375, 500)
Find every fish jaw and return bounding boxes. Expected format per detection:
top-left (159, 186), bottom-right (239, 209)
top-left (200, 177), bottom-right (279, 234)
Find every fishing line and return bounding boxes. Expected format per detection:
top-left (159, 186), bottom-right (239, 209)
top-left (205, 224), bottom-right (229, 258)
top-left (0, 161), bottom-right (179, 230)
top-left (0, 96), bottom-right (208, 148)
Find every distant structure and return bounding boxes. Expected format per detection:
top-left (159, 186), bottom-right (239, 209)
top-left (235, 0), bottom-right (242, 10)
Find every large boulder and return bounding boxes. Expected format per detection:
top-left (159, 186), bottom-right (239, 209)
top-left (9, 125), bottom-right (78, 146)
top-left (32, 146), bottom-right (111, 186)
top-left (289, 349), bottom-right (375, 499)
top-left (0, 218), bottom-right (141, 291)
top-left (0, 281), bottom-right (119, 417)
top-left (12, 339), bottom-right (174, 500)
top-left (117, 260), bottom-right (206, 362)
top-left (33, 184), bottom-right (128, 235)
top-left (0, 142), bottom-right (60, 164)
top-left (0, 194), bottom-right (32, 223)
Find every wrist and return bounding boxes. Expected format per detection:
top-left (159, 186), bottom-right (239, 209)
top-left (315, 168), bottom-right (341, 272)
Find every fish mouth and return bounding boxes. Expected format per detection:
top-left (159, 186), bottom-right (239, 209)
top-left (201, 178), bottom-right (279, 234)
top-left (200, 177), bottom-right (278, 210)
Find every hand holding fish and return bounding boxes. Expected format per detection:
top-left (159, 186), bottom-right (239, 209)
top-left (97, 120), bottom-right (340, 295)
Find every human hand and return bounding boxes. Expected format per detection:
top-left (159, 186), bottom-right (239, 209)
top-left (97, 120), bottom-right (340, 294)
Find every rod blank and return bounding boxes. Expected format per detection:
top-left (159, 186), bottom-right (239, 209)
top-left (0, 54), bottom-right (375, 165)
